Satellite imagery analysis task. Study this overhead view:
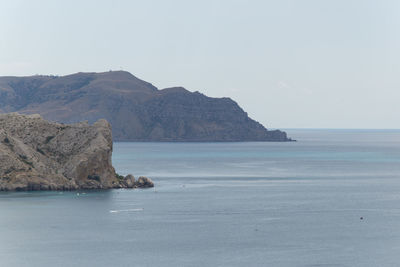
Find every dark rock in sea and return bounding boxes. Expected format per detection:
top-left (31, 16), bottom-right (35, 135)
top-left (0, 113), bottom-right (154, 191)
top-left (0, 71), bottom-right (292, 142)
top-left (136, 176), bottom-right (154, 188)
top-left (123, 174), bottom-right (135, 188)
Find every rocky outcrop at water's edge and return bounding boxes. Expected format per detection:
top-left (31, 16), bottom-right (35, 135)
top-left (0, 113), bottom-right (153, 191)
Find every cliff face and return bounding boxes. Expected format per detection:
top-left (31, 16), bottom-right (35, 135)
top-left (0, 113), bottom-right (151, 191)
top-left (0, 71), bottom-right (291, 141)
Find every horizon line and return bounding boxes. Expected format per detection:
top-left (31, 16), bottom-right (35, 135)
top-left (277, 128), bottom-right (400, 131)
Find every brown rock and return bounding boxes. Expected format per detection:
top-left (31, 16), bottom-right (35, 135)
top-left (123, 174), bottom-right (135, 188)
top-left (135, 176), bottom-right (154, 188)
top-left (0, 113), bottom-right (129, 191)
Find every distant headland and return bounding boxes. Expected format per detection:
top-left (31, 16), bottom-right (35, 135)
top-left (0, 71), bottom-right (292, 142)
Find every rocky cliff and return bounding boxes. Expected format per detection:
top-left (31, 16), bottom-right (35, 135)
top-left (0, 113), bottom-right (153, 191)
top-left (0, 71), bottom-right (292, 141)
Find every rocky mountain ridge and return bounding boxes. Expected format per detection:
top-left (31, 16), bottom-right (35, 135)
top-left (0, 71), bottom-right (292, 141)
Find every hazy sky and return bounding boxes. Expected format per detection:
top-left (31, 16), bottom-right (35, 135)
top-left (1, 0), bottom-right (399, 129)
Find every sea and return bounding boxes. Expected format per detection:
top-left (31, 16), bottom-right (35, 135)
top-left (1, 129), bottom-right (400, 267)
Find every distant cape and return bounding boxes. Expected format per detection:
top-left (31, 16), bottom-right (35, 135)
top-left (0, 71), bottom-right (292, 142)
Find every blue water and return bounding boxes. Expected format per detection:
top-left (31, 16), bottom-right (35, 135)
top-left (1, 129), bottom-right (400, 267)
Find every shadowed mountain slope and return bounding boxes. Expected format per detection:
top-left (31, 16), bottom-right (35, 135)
top-left (0, 71), bottom-right (291, 141)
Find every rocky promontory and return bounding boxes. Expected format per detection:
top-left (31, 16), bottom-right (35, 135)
top-left (0, 113), bottom-right (153, 191)
top-left (0, 71), bottom-right (292, 142)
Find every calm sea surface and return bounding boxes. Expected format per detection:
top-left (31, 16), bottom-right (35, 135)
top-left (1, 129), bottom-right (400, 267)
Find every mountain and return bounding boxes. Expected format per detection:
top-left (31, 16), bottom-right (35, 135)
top-left (0, 71), bottom-right (291, 141)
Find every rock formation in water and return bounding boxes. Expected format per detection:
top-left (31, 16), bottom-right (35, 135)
top-left (0, 113), bottom-right (153, 191)
top-left (0, 71), bottom-right (292, 141)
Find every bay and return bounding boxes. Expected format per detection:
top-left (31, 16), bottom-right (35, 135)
top-left (1, 129), bottom-right (400, 266)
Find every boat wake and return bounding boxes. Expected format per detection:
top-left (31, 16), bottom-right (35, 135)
top-left (109, 208), bottom-right (144, 213)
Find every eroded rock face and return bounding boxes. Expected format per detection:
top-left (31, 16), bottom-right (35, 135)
top-left (0, 113), bottom-right (153, 191)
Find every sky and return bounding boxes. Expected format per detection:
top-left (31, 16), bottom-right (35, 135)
top-left (1, 0), bottom-right (400, 129)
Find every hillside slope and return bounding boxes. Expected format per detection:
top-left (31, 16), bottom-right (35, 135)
top-left (0, 71), bottom-right (291, 141)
